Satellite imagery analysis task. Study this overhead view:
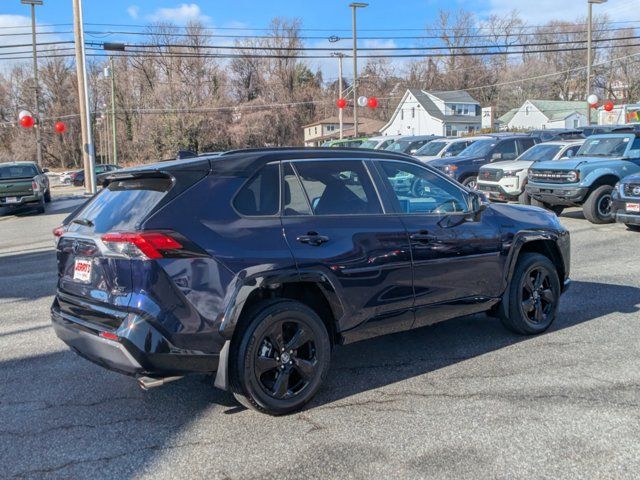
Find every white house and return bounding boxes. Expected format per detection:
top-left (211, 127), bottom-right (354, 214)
top-left (381, 89), bottom-right (481, 137)
top-left (499, 100), bottom-right (590, 130)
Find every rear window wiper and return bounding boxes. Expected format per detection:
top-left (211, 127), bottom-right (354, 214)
top-left (71, 218), bottom-right (94, 227)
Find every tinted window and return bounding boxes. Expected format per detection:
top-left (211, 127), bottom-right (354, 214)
top-left (458, 139), bottom-right (496, 157)
top-left (495, 140), bottom-right (517, 159)
top-left (632, 137), bottom-right (640, 150)
top-left (0, 164), bottom-right (38, 179)
top-left (518, 138), bottom-right (536, 152)
top-left (69, 178), bottom-right (172, 233)
top-left (233, 164), bottom-right (280, 216)
top-left (282, 163), bottom-right (311, 216)
top-left (379, 161), bottom-right (469, 214)
top-left (415, 141), bottom-right (447, 157)
top-left (294, 160), bottom-right (382, 215)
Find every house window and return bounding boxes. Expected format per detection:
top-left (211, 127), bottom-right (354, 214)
top-left (573, 119), bottom-right (579, 128)
top-left (412, 107), bottom-right (415, 118)
top-left (401, 109), bottom-right (404, 120)
top-left (315, 126), bottom-right (318, 134)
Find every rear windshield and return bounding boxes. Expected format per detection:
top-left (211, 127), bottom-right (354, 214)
top-left (0, 164), bottom-right (38, 179)
top-left (68, 177), bottom-right (172, 233)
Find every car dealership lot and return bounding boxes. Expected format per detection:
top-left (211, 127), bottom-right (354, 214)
top-left (1, 202), bottom-right (639, 479)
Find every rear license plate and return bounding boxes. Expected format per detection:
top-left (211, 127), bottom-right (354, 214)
top-left (627, 203), bottom-right (640, 213)
top-left (5, 197), bottom-right (18, 203)
top-left (73, 258), bottom-right (92, 283)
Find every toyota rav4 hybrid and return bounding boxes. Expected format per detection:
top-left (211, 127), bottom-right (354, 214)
top-left (526, 133), bottom-right (640, 223)
top-left (477, 140), bottom-right (584, 204)
top-left (52, 148), bottom-right (570, 415)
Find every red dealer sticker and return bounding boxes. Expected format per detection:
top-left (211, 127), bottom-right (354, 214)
top-left (73, 258), bottom-right (92, 283)
top-left (626, 203), bottom-right (640, 213)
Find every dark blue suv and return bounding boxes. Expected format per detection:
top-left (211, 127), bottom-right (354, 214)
top-left (52, 148), bottom-right (570, 415)
top-left (430, 134), bottom-right (538, 189)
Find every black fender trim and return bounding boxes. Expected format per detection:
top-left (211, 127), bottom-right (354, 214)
top-left (218, 269), bottom-right (343, 340)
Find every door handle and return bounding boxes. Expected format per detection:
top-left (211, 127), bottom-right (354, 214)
top-left (410, 231), bottom-right (437, 243)
top-left (297, 232), bottom-right (330, 246)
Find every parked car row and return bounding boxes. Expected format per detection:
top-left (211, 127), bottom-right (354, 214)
top-left (470, 132), bottom-right (640, 229)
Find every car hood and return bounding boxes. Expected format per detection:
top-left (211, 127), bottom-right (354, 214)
top-left (487, 202), bottom-right (565, 232)
top-left (482, 160), bottom-right (533, 172)
top-left (532, 156), bottom-right (624, 171)
top-left (621, 173), bottom-right (640, 183)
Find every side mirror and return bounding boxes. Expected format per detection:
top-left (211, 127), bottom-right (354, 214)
top-left (491, 153), bottom-right (503, 161)
top-left (469, 191), bottom-right (489, 216)
top-left (42, 168), bottom-right (49, 173)
top-left (409, 148), bottom-right (418, 154)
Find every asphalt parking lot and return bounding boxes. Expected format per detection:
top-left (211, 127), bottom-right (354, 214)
top-left (1, 197), bottom-right (639, 479)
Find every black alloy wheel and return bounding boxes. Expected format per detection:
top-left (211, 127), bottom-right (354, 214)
top-left (230, 299), bottom-right (331, 415)
top-left (254, 320), bottom-right (318, 400)
top-left (498, 252), bottom-right (560, 335)
top-left (520, 265), bottom-right (555, 325)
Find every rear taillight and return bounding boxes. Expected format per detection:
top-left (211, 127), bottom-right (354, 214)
top-left (32, 180), bottom-right (39, 191)
top-left (53, 224), bottom-right (65, 246)
top-left (99, 331), bottom-right (119, 341)
top-left (101, 231), bottom-right (184, 259)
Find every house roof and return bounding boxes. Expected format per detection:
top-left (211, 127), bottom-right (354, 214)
top-left (407, 88), bottom-right (445, 120)
top-left (528, 100), bottom-right (589, 121)
top-left (498, 108), bottom-right (519, 125)
top-left (429, 90), bottom-right (480, 104)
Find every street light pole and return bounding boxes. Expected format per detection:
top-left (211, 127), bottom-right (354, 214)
top-left (332, 52), bottom-right (346, 139)
top-left (104, 44), bottom-right (125, 165)
top-left (22, 0), bottom-right (43, 168)
top-left (72, 0), bottom-right (97, 194)
top-left (586, 0), bottom-right (607, 125)
top-left (349, 2), bottom-right (367, 138)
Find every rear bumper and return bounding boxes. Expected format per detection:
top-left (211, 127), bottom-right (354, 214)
top-left (0, 193), bottom-right (41, 207)
top-left (613, 198), bottom-right (640, 226)
top-left (525, 184), bottom-right (589, 206)
top-left (51, 299), bottom-right (219, 377)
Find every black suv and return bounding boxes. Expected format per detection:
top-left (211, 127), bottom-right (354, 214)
top-left (52, 148), bottom-right (570, 415)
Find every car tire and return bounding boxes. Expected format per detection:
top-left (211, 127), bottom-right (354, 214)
top-left (529, 197), bottom-right (564, 216)
top-left (44, 189), bottom-right (51, 203)
top-left (625, 224), bottom-right (640, 232)
top-left (462, 176), bottom-right (478, 190)
top-left (583, 185), bottom-right (615, 224)
top-left (229, 299), bottom-right (331, 415)
top-left (499, 252), bottom-right (561, 335)
top-left (518, 191), bottom-right (531, 205)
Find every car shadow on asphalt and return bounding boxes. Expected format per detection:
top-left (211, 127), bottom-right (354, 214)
top-left (0, 250), bottom-right (57, 301)
top-left (1, 280), bottom-right (638, 478)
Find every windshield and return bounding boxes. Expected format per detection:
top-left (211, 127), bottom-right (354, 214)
top-left (415, 141), bottom-right (447, 156)
top-left (458, 139), bottom-right (496, 157)
top-left (519, 144), bottom-right (564, 162)
top-left (577, 136), bottom-right (629, 157)
top-left (0, 164), bottom-right (38, 179)
top-left (359, 140), bottom-right (379, 149)
top-left (385, 140), bottom-right (414, 153)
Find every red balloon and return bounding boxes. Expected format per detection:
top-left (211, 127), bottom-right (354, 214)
top-left (367, 97), bottom-right (378, 108)
top-left (604, 101), bottom-right (614, 112)
top-left (336, 98), bottom-right (347, 109)
top-left (19, 115), bottom-right (35, 128)
top-left (54, 121), bottom-right (67, 133)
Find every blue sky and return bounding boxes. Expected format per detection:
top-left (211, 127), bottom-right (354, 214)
top-left (3, 0), bottom-right (635, 32)
top-left (1, 1), bottom-right (637, 78)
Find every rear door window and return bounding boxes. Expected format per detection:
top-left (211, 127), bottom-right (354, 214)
top-left (233, 163), bottom-right (280, 216)
top-left (293, 160), bottom-right (382, 215)
top-left (68, 177), bottom-right (172, 233)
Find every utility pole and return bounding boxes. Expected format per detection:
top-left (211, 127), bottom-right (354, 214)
top-left (72, 0), bottom-right (97, 194)
top-left (22, 0), bottom-right (43, 168)
top-left (332, 53), bottom-right (346, 139)
top-left (586, 0), bottom-right (607, 125)
top-left (349, 3), bottom-right (367, 138)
